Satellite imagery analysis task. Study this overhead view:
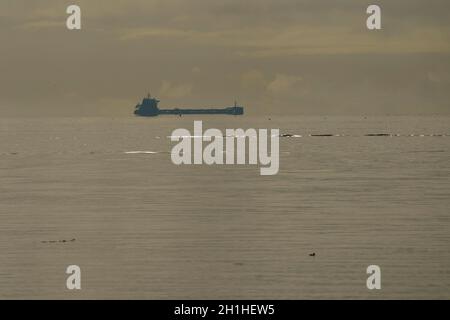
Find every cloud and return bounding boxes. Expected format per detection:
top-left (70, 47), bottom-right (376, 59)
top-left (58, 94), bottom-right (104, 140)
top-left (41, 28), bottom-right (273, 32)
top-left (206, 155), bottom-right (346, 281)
top-left (4, 1), bottom-right (450, 55)
top-left (159, 81), bottom-right (193, 99)
top-left (267, 74), bottom-right (303, 95)
top-left (192, 66), bottom-right (201, 74)
top-left (117, 23), bottom-right (450, 57)
top-left (240, 70), bottom-right (267, 92)
top-left (19, 20), bottom-right (62, 30)
top-left (118, 27), bottom-right (193, 40)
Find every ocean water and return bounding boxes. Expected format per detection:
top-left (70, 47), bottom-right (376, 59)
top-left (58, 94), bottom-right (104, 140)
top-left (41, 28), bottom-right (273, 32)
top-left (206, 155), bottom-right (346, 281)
top-left (0, 116), bottom-right (449, 299)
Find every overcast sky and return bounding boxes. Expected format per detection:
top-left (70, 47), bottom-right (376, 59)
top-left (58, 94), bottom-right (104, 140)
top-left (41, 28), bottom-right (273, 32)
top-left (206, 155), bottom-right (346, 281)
top-left (1, 0), bottom-right (449, 116)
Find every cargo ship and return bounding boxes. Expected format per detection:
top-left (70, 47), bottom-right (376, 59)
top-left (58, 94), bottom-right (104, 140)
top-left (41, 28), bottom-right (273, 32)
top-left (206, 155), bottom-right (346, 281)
top-left (134, 94), bottom-right (244, 117)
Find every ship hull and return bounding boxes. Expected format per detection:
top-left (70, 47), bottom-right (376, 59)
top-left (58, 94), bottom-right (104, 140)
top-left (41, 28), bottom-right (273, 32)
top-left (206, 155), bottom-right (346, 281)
top-left (135, 107), bottom-right (244, 117)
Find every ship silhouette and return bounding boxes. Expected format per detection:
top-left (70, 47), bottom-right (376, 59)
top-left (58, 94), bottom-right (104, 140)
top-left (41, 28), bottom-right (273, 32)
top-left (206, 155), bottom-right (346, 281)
top-left (134, 94), bottom-right (244, 117)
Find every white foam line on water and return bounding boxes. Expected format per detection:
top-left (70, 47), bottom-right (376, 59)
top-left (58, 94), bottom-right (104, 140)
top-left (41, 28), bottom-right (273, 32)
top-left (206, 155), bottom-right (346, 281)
top-left (167, 134), bottom-right (448, 139)
top-left (167, 135), bottom-right (209, 139)
top-left (124, 151), bottom-right (159, 154)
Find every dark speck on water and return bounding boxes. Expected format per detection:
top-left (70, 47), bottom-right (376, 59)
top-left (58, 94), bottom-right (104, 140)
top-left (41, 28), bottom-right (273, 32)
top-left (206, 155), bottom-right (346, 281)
top-left (41, 238), bottom-right (76, 244)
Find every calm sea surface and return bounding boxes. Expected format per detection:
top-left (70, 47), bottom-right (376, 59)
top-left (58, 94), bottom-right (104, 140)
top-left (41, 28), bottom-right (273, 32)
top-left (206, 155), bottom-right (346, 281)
top-left (0, 116), bottom-right (449, 299)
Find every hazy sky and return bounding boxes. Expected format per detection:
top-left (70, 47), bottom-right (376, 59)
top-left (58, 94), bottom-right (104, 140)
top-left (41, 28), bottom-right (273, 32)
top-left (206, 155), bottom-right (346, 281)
top-left (1, 0), bottom-right (449, 116)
